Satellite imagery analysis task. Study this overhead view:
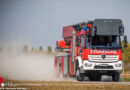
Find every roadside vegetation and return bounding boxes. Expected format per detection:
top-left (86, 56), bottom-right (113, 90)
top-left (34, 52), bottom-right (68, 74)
top-left (123, 77), bottom-right (130, 82)
top-left (122, 41), bottom-right (130, 73)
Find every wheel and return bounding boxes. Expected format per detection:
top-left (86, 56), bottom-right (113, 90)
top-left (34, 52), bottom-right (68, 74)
top-left (76, 68), bottom-right (84, 81)
top-left (76, 61), bottom-right (84, 81)
top-left (112, 73), bottom-right (120, 82)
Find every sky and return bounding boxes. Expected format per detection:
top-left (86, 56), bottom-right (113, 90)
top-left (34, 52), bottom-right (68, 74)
top-left (0, 0), bottom-right (130, 51)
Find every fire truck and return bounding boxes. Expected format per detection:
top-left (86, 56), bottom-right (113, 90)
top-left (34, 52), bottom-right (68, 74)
top-left (54, 19), bottom-right (127, 81)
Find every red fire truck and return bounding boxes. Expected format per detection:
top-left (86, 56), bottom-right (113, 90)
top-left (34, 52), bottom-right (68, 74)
top-left (54, 19), bottom-right (127, 81)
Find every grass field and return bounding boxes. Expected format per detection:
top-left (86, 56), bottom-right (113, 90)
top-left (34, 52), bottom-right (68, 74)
top-left (122, 74), bottom-right (130, 82)
top-left (3, 75), bottom-right (130, 90)
top-left (13, 84), bottom-right (130, 90)
top-left (3, 81), bottom-right (130, 90)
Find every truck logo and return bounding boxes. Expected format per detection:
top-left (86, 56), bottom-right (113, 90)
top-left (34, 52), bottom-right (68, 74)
top-left (101, 54), bottom-right (106, 59)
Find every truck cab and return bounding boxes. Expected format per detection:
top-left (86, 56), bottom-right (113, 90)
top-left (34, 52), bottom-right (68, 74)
top-left (79, 35), bottom-right (123, 81)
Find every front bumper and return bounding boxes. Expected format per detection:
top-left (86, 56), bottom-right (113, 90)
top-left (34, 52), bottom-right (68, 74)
top-left (82, 60), bottom-right (122, 71)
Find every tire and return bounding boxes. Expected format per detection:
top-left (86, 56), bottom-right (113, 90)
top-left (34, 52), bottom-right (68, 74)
top-left (112, 73), bottom-right (120, 82)
top-left (77, 75), bottom-right (84, 81)
top-left (76, 69), bottom-right (84, 81)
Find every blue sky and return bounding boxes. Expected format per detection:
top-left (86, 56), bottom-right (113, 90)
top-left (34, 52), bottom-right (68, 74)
top-left (0, 0), bottom-right (130, 50)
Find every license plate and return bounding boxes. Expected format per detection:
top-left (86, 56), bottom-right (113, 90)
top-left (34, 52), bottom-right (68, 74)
top-left (100, 64), bottom-right (108, 66)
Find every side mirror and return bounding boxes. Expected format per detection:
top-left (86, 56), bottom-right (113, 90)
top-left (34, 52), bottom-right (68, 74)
top-left (124, 36), bottom-right (127, 48)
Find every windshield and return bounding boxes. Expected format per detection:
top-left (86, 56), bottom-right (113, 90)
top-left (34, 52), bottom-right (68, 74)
top-left (85, 35), bottom-right (121, 49)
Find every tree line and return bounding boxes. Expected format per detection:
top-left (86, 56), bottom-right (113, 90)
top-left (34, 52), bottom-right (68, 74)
top-left (0, 45), bottom-right (52, 54)
top-left (23, 45), bottom-right (52, 54)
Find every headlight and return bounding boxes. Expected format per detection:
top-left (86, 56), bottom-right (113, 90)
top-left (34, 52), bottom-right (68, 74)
top-left (115, 63), bottom-right (122, 67)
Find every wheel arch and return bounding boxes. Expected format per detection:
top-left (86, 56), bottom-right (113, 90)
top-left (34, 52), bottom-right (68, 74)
top-left (75, 56), bottom-right (83, 68)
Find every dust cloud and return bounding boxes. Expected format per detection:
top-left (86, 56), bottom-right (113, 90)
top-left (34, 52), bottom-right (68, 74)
top-left (0, 40), bottom-right (75, 81)
top-left (0, 52), bottom-right (57, 81)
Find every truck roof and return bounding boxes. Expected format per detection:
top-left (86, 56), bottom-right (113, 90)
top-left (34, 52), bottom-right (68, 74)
top-left (62, 19), bottom-right (124, 38)
top-left (93, 19), bottom-right (124, 36)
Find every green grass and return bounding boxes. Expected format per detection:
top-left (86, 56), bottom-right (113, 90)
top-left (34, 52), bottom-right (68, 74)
top-left (123, 77), bottom-right (130, 82)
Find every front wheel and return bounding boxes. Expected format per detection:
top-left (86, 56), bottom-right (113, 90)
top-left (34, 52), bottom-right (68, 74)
top-left (76, 68), bottom-right (84, 81)
top-left (112, 73), bottom-right (120, 82)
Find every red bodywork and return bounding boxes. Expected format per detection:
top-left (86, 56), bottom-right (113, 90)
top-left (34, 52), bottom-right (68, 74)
top-left (57, 41), bottom-right (66, 48)
top-left (0, 77), bottom-right (3, 83)
top-left (83, 49), bottom-right (122, 60)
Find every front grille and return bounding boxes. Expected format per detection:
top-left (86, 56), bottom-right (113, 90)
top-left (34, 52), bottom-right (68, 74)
top-left (94, 65), bottom-right (113, 69)
top-left (88, 55), bottom-right (119, 62)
